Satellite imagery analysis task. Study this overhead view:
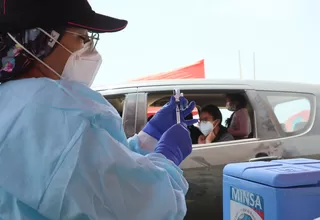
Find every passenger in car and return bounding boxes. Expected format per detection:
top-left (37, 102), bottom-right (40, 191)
top-left (225, 94), bottom-right (252, 139)
top-left (198, 105), bottom-right (234, 144)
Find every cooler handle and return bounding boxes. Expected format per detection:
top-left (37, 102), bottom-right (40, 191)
top-left (249, 156), bottom-right (281, 162)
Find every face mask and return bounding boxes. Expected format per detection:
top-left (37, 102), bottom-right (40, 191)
top-left (199, 121), bottom-right (214, 136)
top-left (61, 41), bottom-right (102, 87)
top-left (226, 102), bottom-right (236, 111)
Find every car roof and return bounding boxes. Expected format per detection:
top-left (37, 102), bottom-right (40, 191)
top-left (93, 79), bottom-right (320, 94)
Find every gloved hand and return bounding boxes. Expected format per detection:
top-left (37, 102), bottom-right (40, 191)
top-left (155, 124), bottom-right (192, 166)
top-left (179, 94), bottom-right (188, 110)
top-left (143, 96), bottom-right (198, 140)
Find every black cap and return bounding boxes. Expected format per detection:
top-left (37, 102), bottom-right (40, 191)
top-left (0, 0), bottom-right (128, 33)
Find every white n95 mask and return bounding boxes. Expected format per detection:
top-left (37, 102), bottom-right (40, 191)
top-left (7, 29), bottom-right (102, 87)
top-left (199, 121), bottom-right (214, 136)
top-left (61, 41), bottom-right (102, 87)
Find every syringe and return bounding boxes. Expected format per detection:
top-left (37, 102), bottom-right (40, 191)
top-left (173, 89), bottom-right (181, 124)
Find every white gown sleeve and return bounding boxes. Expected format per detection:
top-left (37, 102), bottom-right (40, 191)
top-left (39, 121), bottom-right (189, 220)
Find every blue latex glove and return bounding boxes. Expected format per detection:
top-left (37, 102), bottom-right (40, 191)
top-left (143, 96), bottom-right (198, 140)
top-left (180, 95), bottom-right (188, 110)
top-left (155, 124), bottom-right (192, 166)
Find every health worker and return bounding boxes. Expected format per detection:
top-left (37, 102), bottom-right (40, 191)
top-left (0, 0), bottom-right (198, 219)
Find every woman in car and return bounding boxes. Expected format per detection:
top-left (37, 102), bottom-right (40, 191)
top-left (225, 94), bottom-right (252, 139)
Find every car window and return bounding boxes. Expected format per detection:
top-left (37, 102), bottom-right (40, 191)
top-left (274, 98), bottom-right (310, 132)
top-left (259, 91), bottom-right (314, 134)
top-left (219, 108), bottom-right (233, 127)
top-left (145, 89), bottom-right (256, 145)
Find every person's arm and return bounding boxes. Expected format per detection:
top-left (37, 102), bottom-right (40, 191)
top-left (42, 121), bottom-right (189, 220)
top-left (227, 109), bottom-right (250, 137)
top-left (218, 132), bottom-right (235, 142)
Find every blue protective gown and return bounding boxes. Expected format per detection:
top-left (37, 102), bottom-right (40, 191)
top-left (0, 78), bottom-right (188, 220)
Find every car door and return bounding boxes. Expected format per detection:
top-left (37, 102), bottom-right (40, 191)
top-left (181, 92), bottom-right (283, 220)
top-left (253, 89), bottom-right (319, 160)
top-left (122, 92), bottom-right (148, 137)
top-left (134, 84), bottom-right (284, 219)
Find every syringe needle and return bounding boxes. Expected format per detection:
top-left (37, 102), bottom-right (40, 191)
top-left (174, 89), bottom-right (181, 124)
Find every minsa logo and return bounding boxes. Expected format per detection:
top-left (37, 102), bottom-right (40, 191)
top-left (231, 187), bottom-right (263, 212)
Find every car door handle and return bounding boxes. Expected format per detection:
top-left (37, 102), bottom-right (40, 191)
top-left (249, 156), bottom-right (281, 162)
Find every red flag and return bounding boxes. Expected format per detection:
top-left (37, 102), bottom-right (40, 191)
top-left (130, 59), bottom-right (205, 81)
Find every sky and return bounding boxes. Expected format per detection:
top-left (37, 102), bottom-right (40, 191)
top-left (89, 0), bottom-right (320, 87)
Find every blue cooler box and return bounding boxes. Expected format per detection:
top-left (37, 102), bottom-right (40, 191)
top-left (223, 158), bottom-right (320, 220)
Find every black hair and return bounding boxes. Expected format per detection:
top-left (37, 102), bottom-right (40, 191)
top-left (226, 93), bottom-right (247, 109)
top-left (200, 104), bottom-right (222, 124)
top-left (196, 105), bottom-right (201, 114)
top-left (185, 113), bottom-right (193, 121)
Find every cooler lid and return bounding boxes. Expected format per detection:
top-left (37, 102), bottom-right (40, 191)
top-left (272, 158), bottom-right (320, 165)
top-left (223, 159), bottom-right (320, 188)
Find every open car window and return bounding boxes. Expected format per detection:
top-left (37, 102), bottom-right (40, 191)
top-left (145, 89), bottom-right (256, 145)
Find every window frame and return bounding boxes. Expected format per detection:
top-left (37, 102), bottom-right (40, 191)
top-left (100, 87), bottom-right (138, 138)
top-left (102, 94), bottom-right (126, 116)
top-left (139, 87), bottom-right (259, 146)
top-left (256, 90), bottom-right (316, 138)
